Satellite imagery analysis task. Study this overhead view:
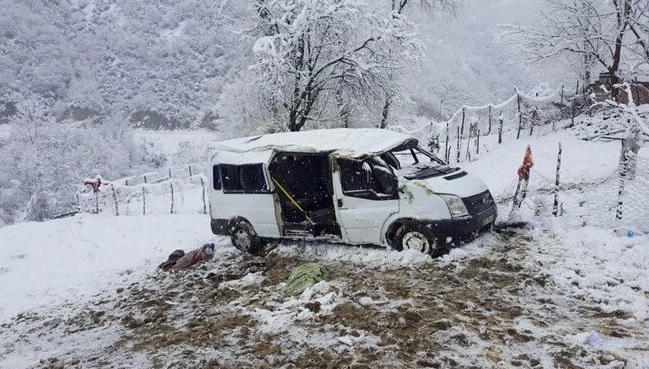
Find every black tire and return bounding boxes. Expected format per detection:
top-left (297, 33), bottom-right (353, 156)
top-left (393, 223), bottom-right (444, 257)
top-left (230, 220), bottom-right (263, 255)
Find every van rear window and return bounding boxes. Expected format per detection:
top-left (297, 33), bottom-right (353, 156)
top-left (221, 164), bottom-right (268, 193)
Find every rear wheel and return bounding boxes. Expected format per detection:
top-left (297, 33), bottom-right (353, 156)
top-left (394, 224), bottom-right (444, 257)
top-left (230, 220), bottom-right (263, 255)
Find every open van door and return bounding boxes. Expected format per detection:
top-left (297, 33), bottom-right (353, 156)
top-left (331, 156), bottom-right (399, 245)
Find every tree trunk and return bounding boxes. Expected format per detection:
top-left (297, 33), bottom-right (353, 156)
top-left (379, 95), bottom-right (392, 129)
top-left (336, 88), bottom-right (351, 128)
top-left (610, 0), bottom-right (631, 100)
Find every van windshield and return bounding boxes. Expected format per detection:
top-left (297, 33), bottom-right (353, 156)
top-left (379, 139), bottom-right (457, 180)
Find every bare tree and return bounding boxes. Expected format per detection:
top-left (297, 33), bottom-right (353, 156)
top-left (251, 0), bottom-right (422, 132)
top-left (625, 1), bottom-right (649, 65)
top-left (501, 0), bottom-right (647, 93)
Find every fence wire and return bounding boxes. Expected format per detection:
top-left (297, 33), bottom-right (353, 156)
top-left (79, 164), bottom-right (208, 216)
top-left (392, 88), bottom-right (581, 166)
top-left (501, 154), bottom-right (649, 233)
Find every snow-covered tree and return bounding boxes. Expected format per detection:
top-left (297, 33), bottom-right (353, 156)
top-left (500, 0), bottom-right (648, 90)
top-left (249, 0), bottom-right (422, 132)
top-left (625, 1), bottom-right (649, 71)
top-left (0, 98), bottom-right (155, 224)
top-left (376, 0), bottom-right (459, 128)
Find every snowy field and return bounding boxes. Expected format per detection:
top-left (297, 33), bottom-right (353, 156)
top-left (1, 127), bottom-right (649, 368)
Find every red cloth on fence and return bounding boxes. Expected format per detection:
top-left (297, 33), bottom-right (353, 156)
top-left (84, 178), bottom-right (102, 193)
top-left (517, 146), bottom-right (534, 181)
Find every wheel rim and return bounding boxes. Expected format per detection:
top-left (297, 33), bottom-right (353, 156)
top-left (402, 231), bottom-right (431, 253)
top-left (234, 229), bottom-right (251, 251)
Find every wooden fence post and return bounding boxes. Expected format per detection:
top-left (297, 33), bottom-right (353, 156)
top-left (571, 99), bottom-right (576, 126)
top-left (516, 91), bottom-right (522, 140)
top-left (498, 111), bottom-right (503, 145)
top-left (465, 133), bottom-right (472, 161)
top-left (529, 120), bottom-right (534, 136)
top-left (553, 143), bottom-right (562, 216)
top-left (560, 85), bottom-right (564, 106)
top-left (616, 148), bottom-right (630, 220)
top-left (445, 122), bottom-right (449, 163)
top-left (142, 187), bottom-right (147, 215)
top-left (111, 184), bottom-right (119, 216)
top-left (200, 176), bottom-right (207, 214)
top-left (487, 105), bottom-right (492, 134)
top-left (95, 192), bottom-right (99, 214)
top-left (143, 175), bottom-right (147, 184)
top-left (168, 168), bottom-right (172, 179)
top-left (170, 182), bottom-right (175, 215)
top-left (461, 107), bottom-right (466, 137)
top-left (476, 129), bottom-right (480, 155)
top-left (189, 165), bottom-right (193, 177)
top-left (456, 126), bottom-right (461, 163)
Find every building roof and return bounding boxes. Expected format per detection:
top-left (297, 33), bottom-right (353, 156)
top-left (210, 128), bottom-right (416, 157)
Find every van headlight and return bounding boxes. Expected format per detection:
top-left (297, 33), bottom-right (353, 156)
top-left (438, 194), bottom-right (469, 218)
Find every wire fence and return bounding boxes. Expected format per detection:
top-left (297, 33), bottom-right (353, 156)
top-left (500, 146), bottom-right (649, 233)
top-left (390, 87), bottom-right (581, 165)
top-left (79, 163), bottom-right (209, 216)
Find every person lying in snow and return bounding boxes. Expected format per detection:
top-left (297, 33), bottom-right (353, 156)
top-left (158, 249), bottom-right (185, 271)
top-left (158, 243), bottom-right (215, 272)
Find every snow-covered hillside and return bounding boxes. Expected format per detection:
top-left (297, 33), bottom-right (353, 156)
top-left (1, 127), bottom-right (648, 368)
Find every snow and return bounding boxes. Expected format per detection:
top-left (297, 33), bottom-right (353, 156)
top-left (133, 128), bottom-right (221, 166)
top-left (210, 128), bottom-right (414, 157)
top-left (0, 213), bottom-right (217, 322)
top-left (537, 226), bottom-right (649, 321)
top-left (459, 129), bottom-right (621, 199)
top-left (0, 124), bottom-right (10, 139)
top-left (211, 149), bottom-right (273, 165)
top-left (2, 126), bottom-right (649, 368)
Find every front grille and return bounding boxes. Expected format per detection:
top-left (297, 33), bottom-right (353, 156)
top-left (463, 190), bottom-right (495, 216)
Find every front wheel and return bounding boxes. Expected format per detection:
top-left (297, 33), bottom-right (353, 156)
top-left (230, 220), bottom-right (263, 255)
top-left (394, 224), bottom-right (444, 257)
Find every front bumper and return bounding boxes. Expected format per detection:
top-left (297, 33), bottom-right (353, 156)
top-left (426, 196), bottom-right (497, 246)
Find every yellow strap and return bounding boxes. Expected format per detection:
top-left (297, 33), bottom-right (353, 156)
top-left (271, 177), bottom-right (314, 224)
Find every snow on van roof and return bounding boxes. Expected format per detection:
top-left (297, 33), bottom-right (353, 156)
top-left (210, 128), bottom-right (415, 156)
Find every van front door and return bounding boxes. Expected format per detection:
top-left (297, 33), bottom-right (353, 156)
top-left (332, 156), bottom-right (399, 245)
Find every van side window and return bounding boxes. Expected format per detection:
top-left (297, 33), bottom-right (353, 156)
top-left (212, 165), bottom-right (222, 190)
top-left (221, 164), bottom-right (268, 193)
top-left (338, 159), bottom-right (397, 200)
top-left (339, 159), bottom-right (372, 193)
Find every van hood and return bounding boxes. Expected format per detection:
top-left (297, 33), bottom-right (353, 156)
top-left (407, 168), bottom-right (489, 198)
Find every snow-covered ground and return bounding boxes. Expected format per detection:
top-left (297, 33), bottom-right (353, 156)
top-left (0, 214), bottom-right (214, 322)
top-left (1, 126), bottom-right (649, 368)
top-left (0, 124), bottom-right (10, 139)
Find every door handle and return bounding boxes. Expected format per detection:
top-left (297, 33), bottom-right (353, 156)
top-left (337, 199), bottom-right (344, 208)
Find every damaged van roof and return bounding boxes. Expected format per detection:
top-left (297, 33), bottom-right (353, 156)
top-left (211, 128), bottom-right (415, 156)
